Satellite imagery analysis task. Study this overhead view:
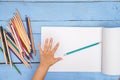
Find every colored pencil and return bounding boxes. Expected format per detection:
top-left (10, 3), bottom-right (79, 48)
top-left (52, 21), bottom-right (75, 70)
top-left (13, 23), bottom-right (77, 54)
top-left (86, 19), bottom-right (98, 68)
top-left (0, 47), bottom-right (21, 74)
top-left (6, 35), bottom-right (31, 68)
top-left (7, 24), bottom-right (15, 43)
top-left (10, 19), bottom-right (24, 53)
top-left (3, 30), bottom-right (12, 67)
top-left (12, 63), bottom-right (21, 75)
top-left (10, 19), bottom-right (27, 58)
top-left (11, 18), bottom-right (31, 60)
top-left (16, 10), bottom-right (31, 45)
top-left (0, 26), bottom-right (9, 64)
top-left (13, 15), bottom-right (31, 53)
top-left (15, 10), bottom-right (31, 53)
top-left (64, 42), bottom-right (100, 56)
top-left (26, 16), bottom-right (36, 55)
top-left (8, 40), bottom-right (30, 68)
top-left (6, 32), bottom-right (15, 43)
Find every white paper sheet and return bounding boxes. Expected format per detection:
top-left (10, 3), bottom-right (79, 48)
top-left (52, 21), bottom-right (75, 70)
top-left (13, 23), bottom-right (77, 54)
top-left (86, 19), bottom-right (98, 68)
top-left (41, 27), bottom-right (102, 72)
top-left (102, 28), bottom-right (120, 75)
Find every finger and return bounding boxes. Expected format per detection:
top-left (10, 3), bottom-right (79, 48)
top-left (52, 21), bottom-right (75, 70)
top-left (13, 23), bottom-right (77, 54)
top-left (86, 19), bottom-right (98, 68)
top-left (54, 57), bottom-right (62, 63)
top-left (48, 38), bottom-right (53, 51)
top-left (51, 42), bottom-right (59, 55)
top-left (44, 38), bottom-right (49, 53)
top-left (38, 43), bottom-right (43, 55)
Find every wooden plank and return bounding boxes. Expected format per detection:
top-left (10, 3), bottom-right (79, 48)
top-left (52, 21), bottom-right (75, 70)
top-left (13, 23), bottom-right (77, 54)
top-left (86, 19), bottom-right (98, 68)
top-left (0, 64), bottom-right (119, 80)
top-left (0, 0), bottom-right (120, 2)
top-left (1, 2), bottom-right (120, 21)
top-left (1, 21), bottom-right (120, 33)
top-left (0, 64), bottom-right (39, 80)
top-left (1, 20), bottom-right (120, 50)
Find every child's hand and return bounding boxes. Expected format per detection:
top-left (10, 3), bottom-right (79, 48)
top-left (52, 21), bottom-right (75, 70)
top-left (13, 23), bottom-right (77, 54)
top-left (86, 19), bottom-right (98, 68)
top-left (38, 38), bottom-right (62, 68)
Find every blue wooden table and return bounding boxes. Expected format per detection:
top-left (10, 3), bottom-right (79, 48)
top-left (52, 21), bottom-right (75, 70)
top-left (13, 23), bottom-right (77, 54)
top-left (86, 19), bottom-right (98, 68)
top-left (0, 0), bottom-right (120, 80)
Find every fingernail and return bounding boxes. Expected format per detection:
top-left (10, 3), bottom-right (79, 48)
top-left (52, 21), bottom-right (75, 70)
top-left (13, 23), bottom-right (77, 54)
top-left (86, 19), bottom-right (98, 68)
top-left (50, 37), bottom-right (53, 41)
top-left (57, 42), bottom-right (59, 46)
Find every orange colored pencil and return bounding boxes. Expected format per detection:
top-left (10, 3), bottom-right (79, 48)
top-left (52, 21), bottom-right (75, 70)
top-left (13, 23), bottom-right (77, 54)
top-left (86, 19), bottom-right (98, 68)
top-left (16, 10), bottom-right (31, 45)
top-left (10, 19), bottom-right (24, 55)
top-left (13, 15), bottom-right (31, 53)
top-left (15, 10), bottom-right (31, 50)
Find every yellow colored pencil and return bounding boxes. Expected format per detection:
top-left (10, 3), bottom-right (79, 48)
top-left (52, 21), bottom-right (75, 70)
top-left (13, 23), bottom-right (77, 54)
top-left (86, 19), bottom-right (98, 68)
top-left (13, 15), bottom-right (31, 53)
top-left (15, 10), bottom-right (31, 50)
top-left (12, 17), bottom-right (31, 53)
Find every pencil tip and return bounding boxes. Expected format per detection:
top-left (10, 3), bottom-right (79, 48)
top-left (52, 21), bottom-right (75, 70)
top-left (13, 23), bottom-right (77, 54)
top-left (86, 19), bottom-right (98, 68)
top-left (19, 72), bottom-right (22, 75)
top-left (63, 53), bottom-right (67, 56)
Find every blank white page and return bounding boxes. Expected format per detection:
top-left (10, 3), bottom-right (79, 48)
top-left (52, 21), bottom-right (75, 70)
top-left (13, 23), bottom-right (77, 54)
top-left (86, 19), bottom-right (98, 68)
top-left (102, 28), bottom-right (120, 75)
top-left (41, 27), bottom-right (102, 72)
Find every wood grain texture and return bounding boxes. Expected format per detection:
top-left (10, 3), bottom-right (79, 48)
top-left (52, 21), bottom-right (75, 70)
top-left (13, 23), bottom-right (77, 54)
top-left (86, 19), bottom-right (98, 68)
top-left (1, 2), bottom-right (120, 21)
top-left (0, 0), bottom-right (120, 2)
top-left (0, 64), bottom-right (119, 80)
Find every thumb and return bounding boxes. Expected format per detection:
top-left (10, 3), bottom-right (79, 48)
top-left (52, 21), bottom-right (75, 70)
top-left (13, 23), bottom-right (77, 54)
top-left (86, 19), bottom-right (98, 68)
top-left (54, 57), bottom-right (62, 63)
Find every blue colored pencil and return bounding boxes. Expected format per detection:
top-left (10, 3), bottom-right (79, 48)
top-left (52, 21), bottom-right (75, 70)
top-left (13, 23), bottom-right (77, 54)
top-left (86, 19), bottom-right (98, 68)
top-left (64, 42), bottom-right (100, 56)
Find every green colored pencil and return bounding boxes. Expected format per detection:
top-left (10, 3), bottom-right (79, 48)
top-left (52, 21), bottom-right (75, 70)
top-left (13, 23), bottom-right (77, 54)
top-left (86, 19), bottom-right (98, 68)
top-left (64, 42), bottom-right (100, 56)
top-left (0, 46), bottom-right (21, 74)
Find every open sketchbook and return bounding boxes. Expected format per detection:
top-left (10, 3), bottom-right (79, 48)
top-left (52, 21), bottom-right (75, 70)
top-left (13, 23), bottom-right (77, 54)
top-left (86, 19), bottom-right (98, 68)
top-left (41, 27), bottom-right (120, 75)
